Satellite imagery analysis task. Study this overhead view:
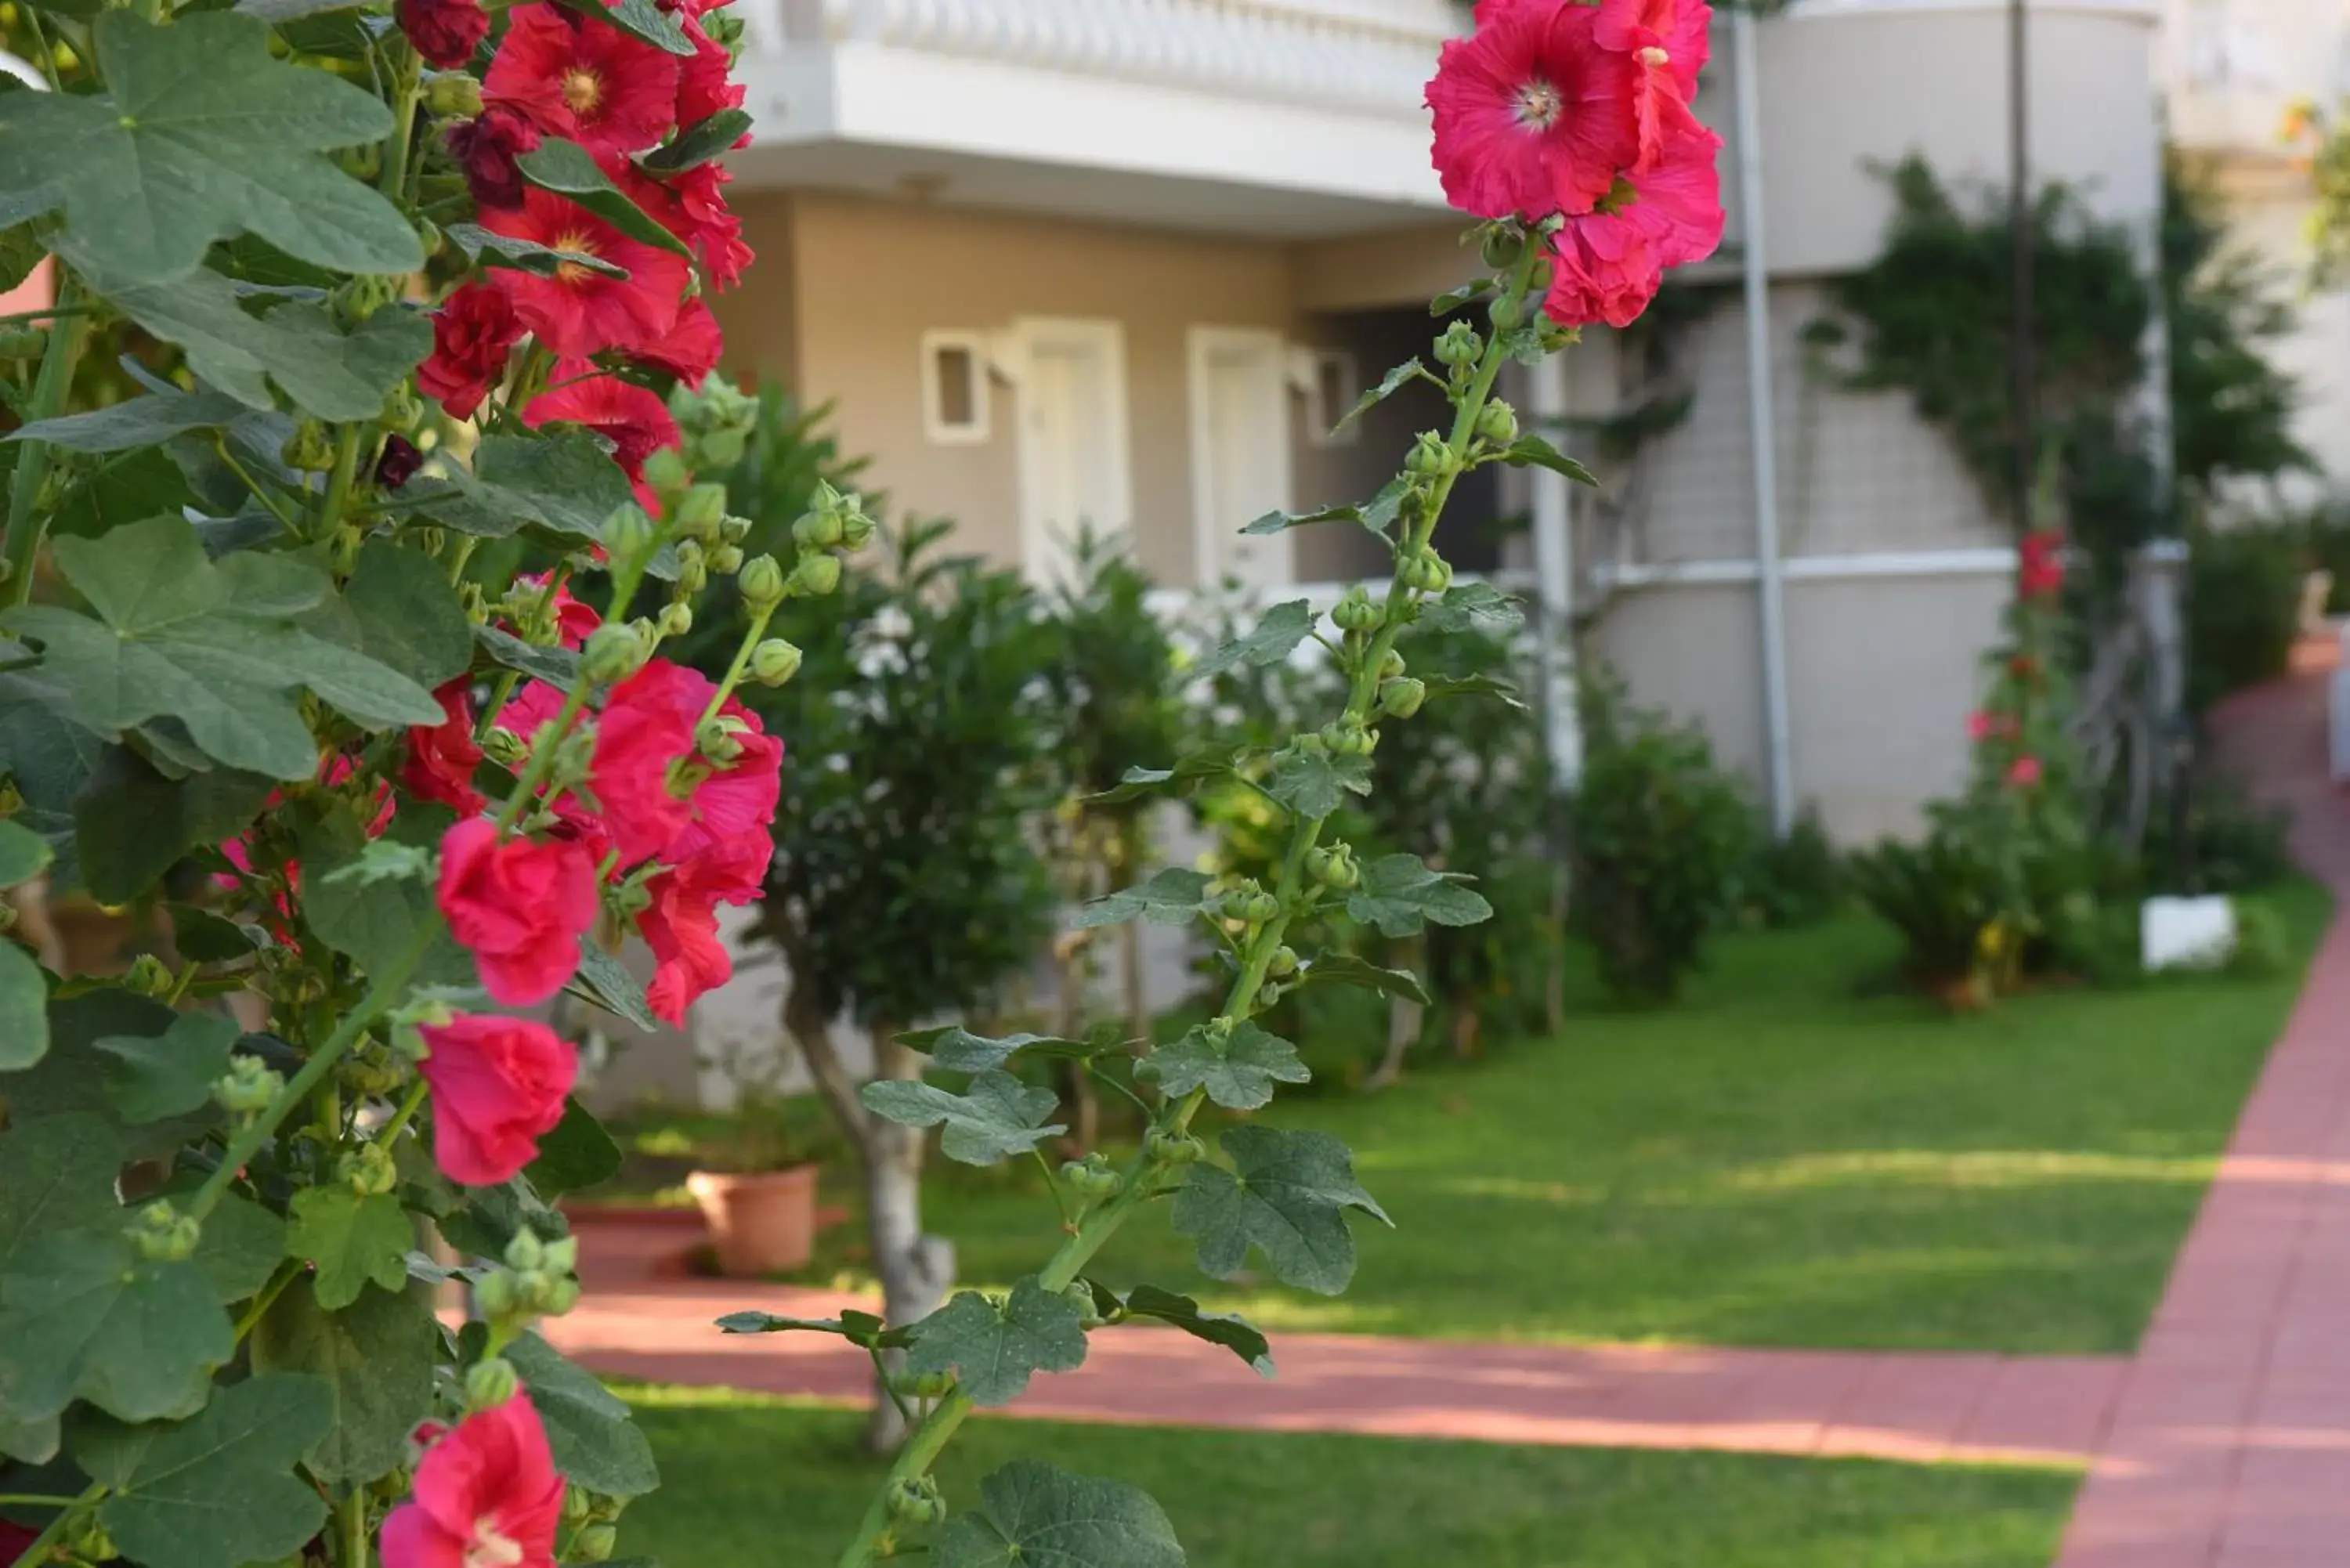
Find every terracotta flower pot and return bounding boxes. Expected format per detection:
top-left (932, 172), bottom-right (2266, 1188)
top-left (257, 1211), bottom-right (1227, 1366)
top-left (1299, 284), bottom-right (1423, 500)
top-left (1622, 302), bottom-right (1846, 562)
top-left (685, 1165), bottom-right (821, 1278)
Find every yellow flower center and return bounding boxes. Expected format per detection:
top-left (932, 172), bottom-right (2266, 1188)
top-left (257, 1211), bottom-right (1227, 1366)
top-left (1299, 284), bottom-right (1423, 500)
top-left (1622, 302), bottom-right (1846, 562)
top-left (465, 1522), bottom-right (524, 1568)
top-left (551, 230), bottom-right (600, 285)
top-left (562, 67), bottom-right (602, 114)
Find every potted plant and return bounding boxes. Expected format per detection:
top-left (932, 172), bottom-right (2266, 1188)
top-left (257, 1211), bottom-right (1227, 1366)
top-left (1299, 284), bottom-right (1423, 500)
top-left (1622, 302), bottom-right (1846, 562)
top-left (685, 1086), bottom-right (833, 1278)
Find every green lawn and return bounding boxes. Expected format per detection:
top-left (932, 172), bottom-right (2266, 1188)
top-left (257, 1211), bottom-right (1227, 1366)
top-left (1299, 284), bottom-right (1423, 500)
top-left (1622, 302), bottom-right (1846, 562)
top-left (620, 1384), bottom-right (2078, 1568)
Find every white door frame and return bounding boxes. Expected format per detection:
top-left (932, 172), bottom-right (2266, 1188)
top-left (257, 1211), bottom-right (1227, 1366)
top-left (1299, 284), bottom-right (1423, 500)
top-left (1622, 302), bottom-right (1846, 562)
top-left (1012, 316), bottom-right (1132, 583)
top-left (1186, 325), bottom-right (1295, 590)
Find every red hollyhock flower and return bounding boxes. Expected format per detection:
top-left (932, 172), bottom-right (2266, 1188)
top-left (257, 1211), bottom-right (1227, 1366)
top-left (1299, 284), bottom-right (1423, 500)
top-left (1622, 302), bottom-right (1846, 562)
top-left (585, 660), bottom-right (703, 867)
top-left (637, 296), bottom-right (724, 385)
top-left (1542, 122), bottom-right (1722, 327)
top-left (2019, 530), bottom-right (2066, 598)
top-left (637, 840), bottom-right (768, 1024)
top-left (419, 284), bottom-right (522, 421)
top-left (1427, 1), bottom-right (1642, 221)
top-left (375, 434), bottom-right (425, 490)
top-left (658, 162), bottom-right (753, 290)
top-left (676, 12), bottom-right (747, 130)
top-left (383, 1398), bottom-right (565, 1568)
top-left (493, 681), bottom-right (620, 866)
top-left (515, 572), bottom-right (602, 649)
top-left (1594, 0), bottom-right (1710, 168)
top-left (487, 2), bottom-right (681, 157)
top-left (484, 189), bottom-right (689, 359)
top-left (1546, 216), bottom-right (1661, 329)
top-left (404, 682), bottom-right (487, 817)
top-left (446, 106), bottom-right (543, 211)
top-left (525, 367), bottom-right (682, 508)
top-left (2006, 755), bottom-right (2044, 790)
top-left (398, 0), bottom-right (490, 68)
top-left (413, 1015), bottom-right (578, 1186)
top-left (436, 818), bottom-right (600, 1006)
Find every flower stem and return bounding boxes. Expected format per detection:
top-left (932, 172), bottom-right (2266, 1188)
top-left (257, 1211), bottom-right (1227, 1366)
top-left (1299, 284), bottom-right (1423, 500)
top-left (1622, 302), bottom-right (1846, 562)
top-left (698, 607), bottom-right (775, 727)
top-left (187, 917), bottom-right (443, 1224)
top-left (5, 1483), bottom-right (101, 1568)
top-left (475, 569), bottom-right (571, 743)
top-left (378, 1075), bottom-right (432, 1142)
top-left (2, 274), bottom-right (89, 607)
top-left (0, 1496), bottom-right (80, 1509)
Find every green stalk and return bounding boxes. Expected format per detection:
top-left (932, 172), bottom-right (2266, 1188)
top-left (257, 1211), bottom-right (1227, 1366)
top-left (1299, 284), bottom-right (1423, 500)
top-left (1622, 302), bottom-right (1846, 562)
top-left (316, 425), bottom-right (367, 539)
top-left (5, 1483), bottom-right (102, 1568)
top-left (2, 276), bottom-right (89, 607)
top-left (833, 237), bottom-right (1547, 1568)
top-left (187, 916), bottom-right (442, 1224)
top-left (697, 606), bottom-right (775, 727)
top-left (475, 569), bottom-right (570, 742)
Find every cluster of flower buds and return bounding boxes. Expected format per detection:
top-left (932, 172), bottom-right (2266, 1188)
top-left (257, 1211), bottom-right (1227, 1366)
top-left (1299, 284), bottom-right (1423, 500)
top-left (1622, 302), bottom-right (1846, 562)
top-left (473, 1227), bottom-right (582, 1334)
top-left (214, 1055), bottom-right (287, 1119)
top-left (1058, 1151), bottom-right (1123, 1201)
top-left (131, 1200), bottom-right (201, 1263)
top-left (786, 480), bottom-right (876, 598)
top-left (884, 1476), bottom-right (946, 1528)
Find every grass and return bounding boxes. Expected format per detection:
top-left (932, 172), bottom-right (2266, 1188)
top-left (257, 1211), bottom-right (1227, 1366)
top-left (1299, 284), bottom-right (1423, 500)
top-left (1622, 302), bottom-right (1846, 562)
top-left (620, 1383), bottom-right (2079, 1568)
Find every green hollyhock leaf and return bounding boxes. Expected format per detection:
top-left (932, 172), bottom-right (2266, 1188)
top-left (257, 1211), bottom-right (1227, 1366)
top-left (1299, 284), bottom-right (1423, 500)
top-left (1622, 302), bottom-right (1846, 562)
top-left (0, 1114), bottom-right (124, 1268)
top-left (1346, 853), bottom-right (1495, 938)
top-left (547, 0), bottom-right (695, 53)
top-left (517, 139), bottom-right (694, 258)
top-left (78, 1373), bottom-right (332, 1568)
top-left (0, 946), bottom-right (46, 1072)
top-left (714, 1310), bottom-right (907, 1348)
top-left (1264, 748), bottom-right (1371, 822)
top-left (505, 1331), bottom-right (660, 1498)
top-left (1191, 600), bottom-right (1314, 681)
top-left (298, 802), bottom-right (473, 988)
top-left (525, 1097), bottom-right (623, 1198)
top-left (0, 670), bottom-right (105, 888)
top-left (1171, 1125), bottom-right (1390, 1296)
top-left (476, 626), bottom-right (582, 692)
top-left (164, 905), bottom-right (266, 965)
top-left (1147, 1021), bottom-right (1307, 1112)
top-left (307, 538), bottom-right (474, 691)
top-left (2, 992), bottom-right (217, 1159)
top-left (3, 518), bottom-right (441, 780)
top-left (249, 1279), bottom-right (436, 1485)
top-left (1296, 951), bottom-right (1431, 1006)
top-left (0, 1232), bottom-right (231, 1423)
top-left (1071, 867), bottom-right (1211, 932)
top-left (421, 431), bottom-right (636, 544)
top-left (898, 1027), bottom-right (1104, 1075)
top-left (285, 1186), bottom-right (410, 1311)
top-left (639, 109), bottom-right (753, 173)
top-left (0, 12), bottom-right (418, 286)
top-left (1105, 1284), bottom-right (1273, 1377)
top-left (1419, 671), bottom-right (1525, 710)
top-left (9, 387), bottom-right (256, 453)
top-left (88, 269), bottom-right (431, 421)
top-left (861, 1070), bottom-right (1065, 1166)
top-left (1332, 356), bottom-right (1432, 437)
top-left (72, 746), bottom-right (277, 907)
top-left (52, 449), bottom-right (200, 544)
top-left (905, 1280), bottom-right (1089, 1407)
top-left (443, 222), bottom-right (628, 280)
top-left (567, 938), bottom-right (656, 1031)
top-left (0, 819), bottom-right (54, 887)
top-left (1241, 502), bottom-right (1364, 537)
top-left (177, 1194), bottom-right (285, 1304)
top-left (1, 1409), bottom-right (59, 1465)
top-left (94, 1011), bottom-right (239, 1123)
top-left (1084, 747), bottom-right (1245, 806)
top-left (1416, 581), bottom-right (1523, 637)
top-left (935, 1460), bottom-right (1184, 1568)
top-left (1495, 433), bottom-right (1599, 486)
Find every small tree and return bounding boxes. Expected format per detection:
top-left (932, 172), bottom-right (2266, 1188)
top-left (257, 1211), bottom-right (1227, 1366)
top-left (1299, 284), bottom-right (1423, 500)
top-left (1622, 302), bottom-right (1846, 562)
top-left (734, 518), bottom-right (1062, 1448)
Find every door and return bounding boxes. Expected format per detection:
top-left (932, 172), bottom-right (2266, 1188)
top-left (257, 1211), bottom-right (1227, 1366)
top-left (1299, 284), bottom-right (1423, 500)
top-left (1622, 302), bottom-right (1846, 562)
top-left (1188, 327), bottom-right (1295, 591)
top-left (1014, 318), bottom-right (1131, 587)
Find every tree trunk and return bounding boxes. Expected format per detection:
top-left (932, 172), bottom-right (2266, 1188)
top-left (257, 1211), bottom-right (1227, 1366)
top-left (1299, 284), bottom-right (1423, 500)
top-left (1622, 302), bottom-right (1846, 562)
top-left (1368, 936), bottom-right (1425, 1089)
top-left (858, 1019), bottom-right (954, 1453)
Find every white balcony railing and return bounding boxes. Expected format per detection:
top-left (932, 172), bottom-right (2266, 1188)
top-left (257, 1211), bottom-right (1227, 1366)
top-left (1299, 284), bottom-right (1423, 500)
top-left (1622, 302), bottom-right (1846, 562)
top-left (751, 0), bottom-right (1467, 121)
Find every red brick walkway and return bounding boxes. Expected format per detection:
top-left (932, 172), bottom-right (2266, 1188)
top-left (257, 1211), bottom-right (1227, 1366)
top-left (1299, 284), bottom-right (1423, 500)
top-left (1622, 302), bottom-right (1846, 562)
top-left (548, 652), bottom-right (2350, 1561)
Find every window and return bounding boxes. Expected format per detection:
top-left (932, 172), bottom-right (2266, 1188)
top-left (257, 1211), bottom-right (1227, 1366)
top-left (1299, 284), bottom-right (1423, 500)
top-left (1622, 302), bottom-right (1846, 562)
top-left (1299, 348), bottom-right (1361, 448)
top-left (921, 330), bottom-right (989, 445)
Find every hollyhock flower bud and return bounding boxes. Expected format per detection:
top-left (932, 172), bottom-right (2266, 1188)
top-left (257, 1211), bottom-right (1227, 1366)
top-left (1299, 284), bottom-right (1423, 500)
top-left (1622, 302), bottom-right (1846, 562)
top-left (282, 420), bottom-right (338, 473)
top-left (1403, 550), bottom-right (1453, 594)
top-left (738, 555), bottom-right (787, 611)
top-left (582, 625), bottom-right (647, 685)
top-left (1481, 227), bottom-right (1528, 270)
top-left (791, 509), bottom-right (845, 551)
top-left (1332, 586), bottom-right (1384, 634)
top-left (603, 504), bottom-right (657, 564)
top-left (573, 1526), bottom-right (616, 1563)
top-left (674, 483), bottom-right (728, 542)
top-left (397, 0), bottom-right (490, 69)
top-left (473, 1269), bottom-right (520, 1320)
top-left (381, 1397), bottom-right (564, 1568)
top-left (125, 953), bottom-right (174, 998)
top-left (708, 543), bottom-right (745, 575)
top-left (465, 1357), bottom-right (521, 1411)
top-left (839, 508), bottom-right (877, 551)
top-left (214, 1057), bottom-right (283, 1116)
top-left (1435, 320), bottom-right (1482, 367)
top-left (1268, 945), bottom-right (1301, 978)
top-left (425, 70), bottom-right (485, 120)
top-left (445, 105), bottom-right (541, 211)
top-left (1405, 432), bottom-right (1452, 477)
top-left (1381, 677), bottom-right (1430, 719)
top-left (1477, 399), bottom-right (1520, 445)
top-left (483, 728), bottom-right (530, 768)
top-left (1145, 1128), bottom-right (1208, 1165)
top-left (789, 554), bottom-right (841, 598)
top-left (658, 602), bottom-right (694, 639)
top-left (414, 1013), bottom-right (578, 1185)
top-left (435, 819), bottom-right (598, 1007)
top-left (720, 514), bottom-right (753, 545)
top-left (750, 638), bottom-right (801, 687)
top-left (344, 1141), bottom-right (400, 1198)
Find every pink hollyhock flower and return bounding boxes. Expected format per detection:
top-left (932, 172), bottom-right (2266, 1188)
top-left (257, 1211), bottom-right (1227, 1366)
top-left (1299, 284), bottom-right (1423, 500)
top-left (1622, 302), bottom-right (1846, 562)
top-left (483, 188), bottom-right (689, 359)
top-left (1427, 1), bottom-right (1643, 221)
top-left (663, 716), bottom-right (782, 893)
top-left (524, 367), bottom-right (682, 508)
top-left (398, 0), bottom-right (490, 68)
top-left (2007, 756), bottom-right (2044, 789)
top-left (1546, 215), bottom-right (1661, 328)
top-left (2019, 530), bottom-right (2066, 599)
top-left (1595, 0), bottom-right (1710, 168)
top-left (486, 2), bottom-right (681, 157)
top-left (419, 285), bottom-right (522, 421)
top-left (404, 682), bottom-right (488, 818)
top-left (1967, 710), bottom-right (1994, 742)
top-left (637, 840), bottom-right (768, 1024)
top-left (636, 296), bottom-right (725, 385)
top-left (1541, 122), bottom-right (1723, 327)
top-left (515, 573), bottom-right (602, 649)
top-left (445, 105), bottom-right (543, 211)
top-left (586, 661), bottom-right (706, 866)
top-left (382, 1398), bottom-right (565, 1568)
top-left (436, 818), bottom-right (599, 1006)
top-left (414, 1015), bottom-right (578, 1186)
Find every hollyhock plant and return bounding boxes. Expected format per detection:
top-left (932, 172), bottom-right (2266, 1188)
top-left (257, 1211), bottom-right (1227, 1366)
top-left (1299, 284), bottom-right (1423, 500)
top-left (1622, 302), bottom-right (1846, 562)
top-left (1542, 122), bottom-right (1724, 326)
top-left (524, 367), bottom-right (684, 504)
top-left (483, 189), bottom-right (690, 359)
top-left (382, 1398), bottom-right (565, 1568)
top-left (515, 572), bottom-right (602, 649)
top-left (1428, 0), bottom-right (1643, 221)
top-left (636, 845), bottom-right (757, 1025)
top-left (487, 2), bottom-right (682, 157)
top-left (398, 0), bottom-right (490, 70)
top-left (404, 684), bottom-right (489, 817)
top-left (413, 1015), bottom-right (579, 1185)
top-left (637, 297), bottom-right (725, 385)
top-left (2006, 755), bottom-right (2044, 789)
top-left (663, 162), bottom-right (754, 288)
top-left (418, 284), bottom-right (522, 419)
top-left (436, 818), bottom-right (600, 1005)
top-left (2019, 529), bottom-right (2066, 598)
top-left (583, 660), bottom-right (705, 865)
top-left (445, 105), bottom-right (542, 211)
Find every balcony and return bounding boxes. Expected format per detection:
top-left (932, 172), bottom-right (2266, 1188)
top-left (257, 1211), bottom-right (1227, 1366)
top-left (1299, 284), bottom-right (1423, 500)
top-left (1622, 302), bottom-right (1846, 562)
top-left (725, 0), bottom-right (1470, 237)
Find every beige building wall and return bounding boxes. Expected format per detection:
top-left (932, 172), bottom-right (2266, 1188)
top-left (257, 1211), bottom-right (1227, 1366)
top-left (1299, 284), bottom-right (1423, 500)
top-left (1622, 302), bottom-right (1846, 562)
top-left (716, 191), bottom-right (1300, 587)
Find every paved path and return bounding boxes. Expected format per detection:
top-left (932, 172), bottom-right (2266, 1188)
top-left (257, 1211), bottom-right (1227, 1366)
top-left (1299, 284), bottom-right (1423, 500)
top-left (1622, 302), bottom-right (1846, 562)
top-left (548, 647), bottom-right (2350, 1562)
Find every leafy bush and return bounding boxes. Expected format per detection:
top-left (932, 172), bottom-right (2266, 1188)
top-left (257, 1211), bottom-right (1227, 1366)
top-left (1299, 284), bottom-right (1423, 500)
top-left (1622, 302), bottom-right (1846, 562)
top-left (2186, 522), bottom-right (2304, 711)
top-left (2138, 770), bottom-right (2296, 895)
top-left (1846, 824), bottom-right (2011, 999)
top-left (1566, 670), bottom-right (1754, 1003)
top-left (1739, 805), bottom-right (1844, 928)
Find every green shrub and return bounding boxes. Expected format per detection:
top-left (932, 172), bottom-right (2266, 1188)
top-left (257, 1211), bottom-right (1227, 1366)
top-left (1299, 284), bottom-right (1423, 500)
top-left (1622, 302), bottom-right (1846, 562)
top-left (2227, 897), bottom-right (2290, 978)
top-left (2186, 522), bottom-right (2304, 710)
top-left (1846, 826), bottom-right (2008, 996)
top-left (1567, 670), bottom-right (1754, 1003)
top-left (1739, 805), bottom-right (1845, 928)
top-left (2138, 770), bottom-right (2296, 895)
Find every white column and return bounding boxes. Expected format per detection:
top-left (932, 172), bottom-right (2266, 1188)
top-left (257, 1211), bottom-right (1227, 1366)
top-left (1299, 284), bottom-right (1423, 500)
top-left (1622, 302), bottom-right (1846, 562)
top-left (1528, 354), bottom-right (1582, 787)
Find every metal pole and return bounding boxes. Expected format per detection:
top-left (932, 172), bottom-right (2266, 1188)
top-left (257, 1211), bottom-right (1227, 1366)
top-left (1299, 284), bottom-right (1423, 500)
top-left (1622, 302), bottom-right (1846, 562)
top-left (1528, 353), bottom-right (1582, 788)
top-left (1730, 5), bottom-right (1794, 835)
top-left (2010, 0), bottom-right (2036, 522)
